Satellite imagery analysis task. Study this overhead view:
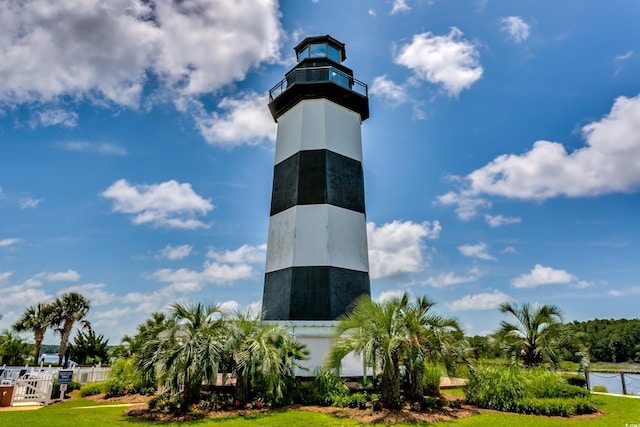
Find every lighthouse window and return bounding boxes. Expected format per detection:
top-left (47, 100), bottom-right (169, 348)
top-left (297, 46), bottom-right (309, 61)
top-left (309, 43), bottom-right (326, 58)
top-left (327, 45), bottom-right (340, 62)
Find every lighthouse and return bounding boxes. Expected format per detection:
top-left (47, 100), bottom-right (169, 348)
top-left (262, 35), bottom-right (371, 324)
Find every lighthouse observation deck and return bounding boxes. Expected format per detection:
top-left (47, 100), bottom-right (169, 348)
top-left (267, 35), bottom-right (369, 121)
top-left (269, 66), bottom-right (368, 101)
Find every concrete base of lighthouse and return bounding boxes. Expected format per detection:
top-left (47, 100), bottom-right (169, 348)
top-left (267, 320), bottom-right (366, 378)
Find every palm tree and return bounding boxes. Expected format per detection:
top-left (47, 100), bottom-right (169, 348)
top-left (496, 302), bottom-right (566, 368)
top-left (402, 295), bottom-right (466, 401)
top-left (328, 295), bottom-right (406, 407)
top-left (50, 292), bottom-right (91, 366)
top-left (225, 311), bottom-right (308, 404)
top-left (145, 303), bottom-right (226, 412)
top-left (13, 303), bottom-right (53, 366)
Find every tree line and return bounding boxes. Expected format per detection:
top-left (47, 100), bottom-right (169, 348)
top-left (469, 316), bottom-right (640, 365)
top-left (569, 318), bottom-right (640, 363)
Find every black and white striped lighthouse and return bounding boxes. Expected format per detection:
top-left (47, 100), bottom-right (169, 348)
top-left (262, 35), bottom-right (371, 322)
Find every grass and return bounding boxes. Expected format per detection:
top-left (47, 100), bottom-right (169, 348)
top-left (2, 393), bottom-right (640, 426)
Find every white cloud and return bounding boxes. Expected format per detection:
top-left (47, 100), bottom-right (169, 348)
top-left (246, 301), bottom-right (263, 317)
top-left (57, 283), bottom-right (115, 305)
top-left (574, 280), bottom-right (593, 289)
top-left (499, 16), bottom-right (531, 43)
top-left (446, 290), bottom-right (513, 311)
top-left (102, 179), bottom-right (213, 229)
top-left (219, 300), bottom-right (240, 314)
top-left (151, 244), bottom-right (259, 291)
top-left (615, 50), bottom-right (633, 61)
top-left (0, 271), bottom-right (12, 284)
top-left (207, 244), bottom-right (266, 264)
top-left (31, 109), bottom-right (78, 128)
top-left (0, 0), bottom-right (282, 107)
top-left (370, 75), bottom-right (410, 106)
top-left (511, 264), bottom-right (576, 288)
top-left (422, 267), bottom-right (481, 288)
top-left (395, 27), bottom-right (483, 96)
top-left (159, 244), bottom-right (193, 260)
top-left (450, 94), bottom-right (640, 203)
top-left (39, 269), bottom-right (81, 282)
top-left (484, 214), bottom-right (521, 227)
top-left (92, 306), bottom-right (131, 320)
top-left (458, 242), bottom-right (496, 261)
top-left (58, 141), bottom-right (127, 155)
top-left (19, 198), bottom-right (43, 209)
top-left (436, 191), bottom-right (490, 220)
top-left (367, 220), bottom-right (441, 279)
top-left (377, 289), bottom-right (406, 302)
top-left (0, 238), bottom-right (20, 247)
top-left (501, 246), bottom-right (517, 254)
top-left (194, 92), bottom-right (276, 147)
top-left (390, 0), bottom-right (411, 14)
top-left (614, 51), bottom-right (633, 77)
top-left (0, 279), bottom-right (52, 310)
top-left (609, 286), bottom-right (640, 297)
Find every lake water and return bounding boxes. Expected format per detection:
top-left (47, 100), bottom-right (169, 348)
top-left (587, 372), bottom-right (640, 395)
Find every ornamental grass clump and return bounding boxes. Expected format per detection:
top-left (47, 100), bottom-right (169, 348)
top-left (464, 364), bottom-right (597, 416)
top-left (465, 364), bottom-right (526, 412)
top-left (303, 368), bottom-right (349, 406)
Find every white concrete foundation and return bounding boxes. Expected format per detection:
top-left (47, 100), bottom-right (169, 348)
top-left (268, 320), bottom-right (367, 378)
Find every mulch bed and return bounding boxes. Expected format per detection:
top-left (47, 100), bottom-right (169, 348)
top-left (83, 392), bottom-right (602, 424)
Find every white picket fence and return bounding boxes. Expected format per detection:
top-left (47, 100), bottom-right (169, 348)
top-left (11, 371), bottom-right (53, 406)
top-left (0, 365), bottom-right (111, 407)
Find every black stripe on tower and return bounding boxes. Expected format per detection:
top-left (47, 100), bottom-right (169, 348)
top-left (270, 149), bottom-right (365, 216)
top-left (262, 266), bottom-right (370, 320)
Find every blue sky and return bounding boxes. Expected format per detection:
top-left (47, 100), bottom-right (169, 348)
top-left (1, 0), bottom-right (640, 344)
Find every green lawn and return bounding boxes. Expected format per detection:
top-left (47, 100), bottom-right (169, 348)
top-left (1, 394), bottom-right (639, 427)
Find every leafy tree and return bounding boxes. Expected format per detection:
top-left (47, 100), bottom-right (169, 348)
top-left (225, 311), bottom-right (308, 403)
top-left (13, 302), bottom-right (53, 366)
top-left (570, 318), bottom-right (640, 363)
top-left (496, 302), bottom-right (567, 368)
top-left (50, 292), bottom-right (91, 366)
top-left (69, 326), bottom-right (110, 365)
top-left (144, 303), bottom-right (226, 412)
top-left (0, 330), bottom-right (31, 365)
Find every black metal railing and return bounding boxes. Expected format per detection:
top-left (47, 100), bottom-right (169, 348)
top-left (269, 66), bottom-right (368, 101)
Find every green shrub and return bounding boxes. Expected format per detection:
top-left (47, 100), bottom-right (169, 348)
top-left (347, 392), bottom-right (368, 409)
top-left (423, 365), bottom-right (441, 396)
top-left (105, 357), bottom-right (156, 397)
top-left (592, 385), bottom-right (608, 393)
top-left (524, 369), bottom-right (589, 399)
top-left (79, 382), bottom-right (105, 397)
top-left (560, 373), bottom-right (588, 388)
top-left (148, 392), bottom-right (183, 414)
top-left (303, 368), bottom-right (349, 406)
top-left (420, 396), bottom-right (443, 410)
top-left (514, 397), bottom-right (596, 417)
top-left (51, 378), bottom-right (82, 398)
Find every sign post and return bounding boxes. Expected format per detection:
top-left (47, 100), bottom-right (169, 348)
top-left (57, 370), bottom-right (73, 400)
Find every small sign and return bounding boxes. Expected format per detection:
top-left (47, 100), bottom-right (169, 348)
top-left (59, 384), bottom-right (68, 392)
top-left (58, 370), bottom-right (73, 385)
